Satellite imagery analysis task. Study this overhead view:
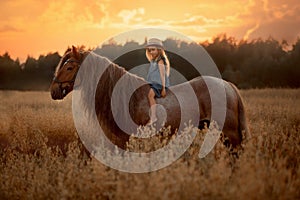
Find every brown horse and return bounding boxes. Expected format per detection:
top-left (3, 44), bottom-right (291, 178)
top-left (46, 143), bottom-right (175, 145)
top-left (50, 46), bottom-right (250, 151)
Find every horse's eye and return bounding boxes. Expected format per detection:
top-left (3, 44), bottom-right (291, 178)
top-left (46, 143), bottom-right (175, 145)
top-left (67, 67), bottom-right (73, 71)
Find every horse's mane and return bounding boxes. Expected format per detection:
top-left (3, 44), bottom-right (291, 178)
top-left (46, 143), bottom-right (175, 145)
top-left (75, 51), bottom-right (147, 113)
top-left (94, 52), bottom-right (148, 134)
top-left (92, 51), bottom-right (146, 82)
top-left (73, 51), bottom-right (149, 148)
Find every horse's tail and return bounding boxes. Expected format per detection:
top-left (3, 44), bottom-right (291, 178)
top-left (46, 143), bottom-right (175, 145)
top-left (230, 83), bottom-right (251, 141)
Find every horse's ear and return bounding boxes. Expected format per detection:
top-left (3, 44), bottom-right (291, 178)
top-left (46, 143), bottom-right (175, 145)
top-left (64, 46), bottom-right (71, 54)
top-left (72, 45), bottom-right (80, 60)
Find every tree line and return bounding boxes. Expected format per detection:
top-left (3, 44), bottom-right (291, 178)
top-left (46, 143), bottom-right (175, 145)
top-left (0, 34), bottom-right (299, 91)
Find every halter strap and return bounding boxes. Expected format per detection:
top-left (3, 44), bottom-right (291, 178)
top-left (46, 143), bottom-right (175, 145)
top-left (52, 59), bottom-right (81, 84)
top-left (52, 76), bottom-right (76, 84)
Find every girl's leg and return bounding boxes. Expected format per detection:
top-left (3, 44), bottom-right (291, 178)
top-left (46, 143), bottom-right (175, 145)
top-left (147, 88), bottom-right (157, 124)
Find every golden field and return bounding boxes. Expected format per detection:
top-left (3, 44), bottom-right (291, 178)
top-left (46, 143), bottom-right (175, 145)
top-left (0, 89), bottom-right (299, 199)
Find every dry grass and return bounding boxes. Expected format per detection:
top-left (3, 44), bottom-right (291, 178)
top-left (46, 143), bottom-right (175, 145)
top-left (0, 89), bottom-right (299, 199)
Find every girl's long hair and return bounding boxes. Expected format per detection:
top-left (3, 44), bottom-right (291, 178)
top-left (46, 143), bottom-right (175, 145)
top-left (146, 48), bottom-right (170, 76)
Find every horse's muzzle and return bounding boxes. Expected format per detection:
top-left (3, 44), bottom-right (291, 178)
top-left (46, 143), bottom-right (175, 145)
top-left (51, 85), bottom-right (67, 100)
top-left (51, 88), bottom-right (64, 100)
top-left (51, 82), bottom-right (73, 100)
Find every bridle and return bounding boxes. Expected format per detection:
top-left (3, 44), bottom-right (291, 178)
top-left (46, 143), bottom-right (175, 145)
top-left (52, 59), bottom-right (81, 86)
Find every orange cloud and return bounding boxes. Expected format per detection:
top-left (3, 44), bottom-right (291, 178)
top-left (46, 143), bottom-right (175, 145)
top-left (0, 25), bottom-right (23, 32)
top-left (243, 23), bottom-right (260, 41)
top-left (0, 0), bottom-right (299, 60)
top-left (118, 8), bottom-right (145, 24)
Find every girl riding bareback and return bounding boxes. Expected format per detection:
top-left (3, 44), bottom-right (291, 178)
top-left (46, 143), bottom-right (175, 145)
top-left (145, 38), bottom-right (170, 125)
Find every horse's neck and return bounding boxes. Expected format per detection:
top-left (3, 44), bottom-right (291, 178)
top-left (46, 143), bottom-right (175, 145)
top-left (75, 53), bottom-right (119, 108)
top-left (81, 51), bottom-right (90, 63)
top-left (81, 52), bottom-right (147, 115)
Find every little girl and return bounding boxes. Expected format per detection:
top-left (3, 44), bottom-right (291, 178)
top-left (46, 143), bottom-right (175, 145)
top-left (145, 38), bottom-right (170, 125)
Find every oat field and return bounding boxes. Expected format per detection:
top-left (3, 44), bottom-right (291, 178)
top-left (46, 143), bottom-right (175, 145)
top-left (0, 89), bottom-right (299, 199)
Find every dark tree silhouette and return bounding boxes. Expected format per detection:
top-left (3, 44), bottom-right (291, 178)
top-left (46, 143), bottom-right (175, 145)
top-left (0, 36), bottom-right (299, 90)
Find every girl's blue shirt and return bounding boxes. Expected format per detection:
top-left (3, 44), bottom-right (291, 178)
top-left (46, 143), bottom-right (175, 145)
top-left (146, 60), bottom-right (170, 88)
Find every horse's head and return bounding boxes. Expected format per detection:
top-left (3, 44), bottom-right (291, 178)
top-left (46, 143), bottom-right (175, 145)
top-left (50, 46), bottom-right (85, 100)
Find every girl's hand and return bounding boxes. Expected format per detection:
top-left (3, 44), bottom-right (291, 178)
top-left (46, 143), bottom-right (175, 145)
top-left (161, 88), bottom-right (166, 98)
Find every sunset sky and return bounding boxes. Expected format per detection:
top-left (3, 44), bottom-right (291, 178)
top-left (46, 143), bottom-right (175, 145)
top-left (1, 0), bottom-right (299, 61)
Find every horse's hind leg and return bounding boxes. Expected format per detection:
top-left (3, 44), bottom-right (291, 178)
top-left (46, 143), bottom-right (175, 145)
top-left (222, 122), bottom-right (243, 149)
top-left (198, 118), bottom-right (242, 148)
top-left (198, 119), bottom-right (210, 130)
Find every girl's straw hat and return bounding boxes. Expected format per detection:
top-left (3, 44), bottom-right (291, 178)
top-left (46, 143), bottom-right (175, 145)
top-left (145, 38), bottom-right (164, 49)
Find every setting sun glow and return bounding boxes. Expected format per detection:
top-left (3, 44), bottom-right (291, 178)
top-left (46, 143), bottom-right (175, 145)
top-left (1, 0), bottom-right (299, 61)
